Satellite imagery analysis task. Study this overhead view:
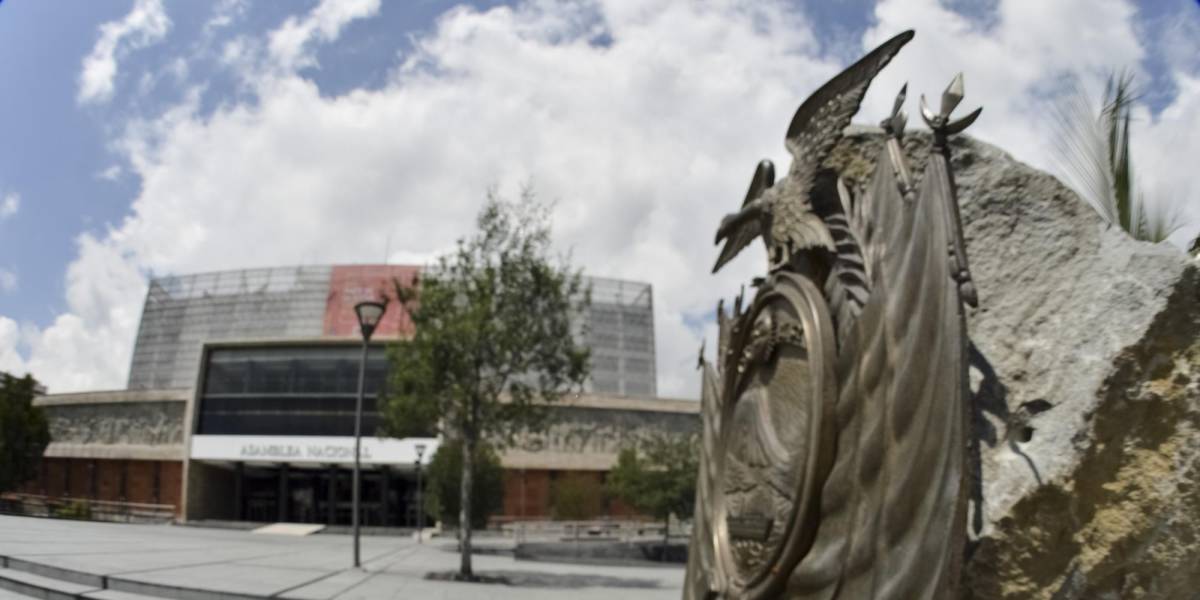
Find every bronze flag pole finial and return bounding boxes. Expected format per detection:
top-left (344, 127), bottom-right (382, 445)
top-left (922, 72), bottom-right (982, 307)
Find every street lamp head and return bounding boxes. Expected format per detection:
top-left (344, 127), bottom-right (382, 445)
top-left (415, 443), bottom-right (427, 462)
top-left (354, 300), bottom-right (388, 342)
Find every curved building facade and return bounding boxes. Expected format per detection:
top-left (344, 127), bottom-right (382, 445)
top-left (17, 265), bottom-right (697, 526)
top-left (128, 265), bottom-right (657, 396)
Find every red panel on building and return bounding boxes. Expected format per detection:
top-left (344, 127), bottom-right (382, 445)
top-left (323, 265), bottom-right (419, 339)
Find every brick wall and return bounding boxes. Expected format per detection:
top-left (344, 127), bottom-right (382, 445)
top-left (161, 462), bottom-right (182, 513)
top-left (125, 461), bottom-right (156, 504)
top-left (500, 468), bottom-right (648, 519)
top-left (68, 460), bottom-right (92, 497)
top-left (97, 460), bottom-right (124, 501)
top-left (21, 458), bottom-right (183, 513)
top-left (43, 459), bottom-right (66, 497)
top-left (502, 469), bottom-right (553, 518)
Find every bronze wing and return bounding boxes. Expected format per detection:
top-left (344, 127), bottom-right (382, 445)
top-left (767, 30), bottom-right (915, 262)
top-left (783, 30), bottom-right (914, 167)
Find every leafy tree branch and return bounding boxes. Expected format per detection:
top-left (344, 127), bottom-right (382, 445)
top-left (381, 187), bottom-right (590, 578)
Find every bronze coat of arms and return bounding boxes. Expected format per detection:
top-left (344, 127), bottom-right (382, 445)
top-left (686, 30), bottom-right (982, 600)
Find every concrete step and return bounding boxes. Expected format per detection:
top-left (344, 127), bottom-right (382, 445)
top-left (0, 567), bottom-right (99, 600)
top-left (0, 585), bottom-right (39, 600)
top-left (3, 559), bottom-right (102, 589)
top-left (0, 557), bottom-right (258, 600)
top-left (103, 578), bottom-right (260, 600)
top-left (82, 590), bottom-right (165, 600)
top-left (0, 561), bottom-right (165, 600)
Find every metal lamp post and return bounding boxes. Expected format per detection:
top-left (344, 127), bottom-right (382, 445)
top-left (352, 300), bottom-right (387, 568)
top-left (414, 443), bottom-right (426, 543)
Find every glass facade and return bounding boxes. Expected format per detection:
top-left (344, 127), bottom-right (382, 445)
top-left (128, 266), bottom-right (657, 397)
top-left (197, 345), bottom-right (391, 437)
top-left (129, 266), bottom-right (332, 390)
top-left (585, 277), bottom-right (657, 396)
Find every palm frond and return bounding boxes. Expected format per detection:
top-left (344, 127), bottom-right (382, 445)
top-left (1053, 69), bottom-right (1182, 243)
top-left (1105, 70), bottom-right (1136, 233)
top-left (1052, 79), bottom-right (1117, 223)
top-left (1132, 191), bottom-right (1184, 243)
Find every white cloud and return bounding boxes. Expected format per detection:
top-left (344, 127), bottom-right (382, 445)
top-left (13, 235), bottom-right (145, 391)
top-left (0, 268), bottom-right (16, 293)
top-left (204, 0), bottom-right (248, 35)
top-left (13, 0), bottom-right (1198, 396)
top-left (860, 0), bottom-right (1200, 247)
top-left (0, 193), bottom-right (17, 220)
top-left (28, 0), bottom-right (834, 395)
top-left (1134, 24), bottom-right (1200, 247)
top-left (861, 0), bottom-right (1144, 171)
top-left (77, 0), bottom-right (171, 105)
top-left (0, 317), bottom-right (29, 376)
top-left (268, 0), bottom-right (381, 72)
top-left (166, 57), bottom-right (189, 83)
top-left (97, 165), bottom-right (123, 182)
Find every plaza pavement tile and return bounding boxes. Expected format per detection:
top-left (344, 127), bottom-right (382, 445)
top-left (0, 516), bottom-right (684, 599)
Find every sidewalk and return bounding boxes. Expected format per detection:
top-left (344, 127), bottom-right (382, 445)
top-left (0, 515), bottom-right (683, 599)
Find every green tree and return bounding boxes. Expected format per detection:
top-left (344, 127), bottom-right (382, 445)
top-left (381, 189), bottom-right (590, 578)
top-left (606, 434), bottom-right (699, 551)
top-left (422, 438), bottom-right (504, 529)
top-left (551, 473), bottom-right (605, 521)
top-left (0, 372), bottom-right (50, 493)
top-left (1054, 70), bottom-right (1182, 243)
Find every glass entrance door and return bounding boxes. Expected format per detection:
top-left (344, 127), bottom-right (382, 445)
top-left (235, 464), bottom-right (416, 526)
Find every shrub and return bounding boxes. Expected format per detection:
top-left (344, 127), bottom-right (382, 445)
top-left (423, 438), bottom-right (504, 529)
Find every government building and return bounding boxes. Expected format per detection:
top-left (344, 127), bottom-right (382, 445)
top-left (15, 265), bottom-right (698, 527)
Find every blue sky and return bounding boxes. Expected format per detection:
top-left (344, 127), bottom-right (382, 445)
top-left (0, 1), bottom-right (462, 326)
top-left (0, 0), bottom-right (1197, 397)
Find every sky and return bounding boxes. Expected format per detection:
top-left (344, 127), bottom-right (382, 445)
top-left (0, 0), bottom-right (1197, 398)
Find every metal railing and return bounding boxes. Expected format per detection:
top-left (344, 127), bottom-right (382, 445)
top-left (489, 517), bottom-right (674, 543)
top-left (0, 493), bottom-right (175, 524)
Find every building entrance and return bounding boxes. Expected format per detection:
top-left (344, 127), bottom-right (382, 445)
top-left (234, 463), bottom-right (422, 527)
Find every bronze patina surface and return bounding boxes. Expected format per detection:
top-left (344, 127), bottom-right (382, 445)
top-left (686, 29), bottom-right (982, 599)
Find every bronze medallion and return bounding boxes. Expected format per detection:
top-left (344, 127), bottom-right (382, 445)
top-left (713, 272), bottom-right (835, 597)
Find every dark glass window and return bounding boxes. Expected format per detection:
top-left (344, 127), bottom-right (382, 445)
top-left (197, 345), bottom-right (397, 436)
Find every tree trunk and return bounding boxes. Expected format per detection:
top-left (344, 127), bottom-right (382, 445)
top-left (662, 514), bottom-right (670, 559)
top-left (459, 434), bottom-right (474, 578)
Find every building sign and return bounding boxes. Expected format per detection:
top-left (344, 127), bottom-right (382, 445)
top-left (237, 442), bottom-right (371, 461)
top-left (190, 435), bottom-right (437, 468)
top-left (322, 265), bottom-right (418, 338)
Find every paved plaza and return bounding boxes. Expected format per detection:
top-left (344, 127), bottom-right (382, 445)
top-left (0, 516), bottom-right (684, 599)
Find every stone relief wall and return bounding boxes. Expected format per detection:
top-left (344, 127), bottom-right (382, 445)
top-left (46, 402), bottom-right (186, 446)
top-left (44, 398), bottom-right (696, 459)
top-left (513, 406), bottom-right (699, 455)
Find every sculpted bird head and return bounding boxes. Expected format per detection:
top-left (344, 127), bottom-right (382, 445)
top-left (712, 160), bottom-right (777, 274)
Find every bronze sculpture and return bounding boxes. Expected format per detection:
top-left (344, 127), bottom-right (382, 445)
top-left (686, 30), bottom-right (981, 599)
